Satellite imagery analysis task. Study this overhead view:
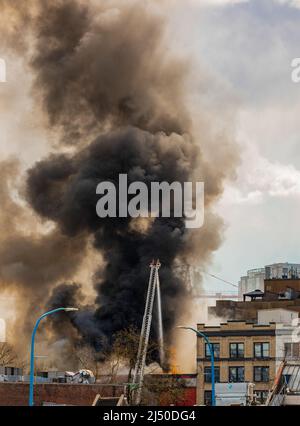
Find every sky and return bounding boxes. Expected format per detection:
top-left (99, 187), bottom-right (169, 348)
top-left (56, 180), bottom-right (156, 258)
top-left (170, 0), bottom-right (300, 292)
top-left (0, 0), bottom-right (299, 297)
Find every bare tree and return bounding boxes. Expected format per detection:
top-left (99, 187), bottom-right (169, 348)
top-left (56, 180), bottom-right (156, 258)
top-left (142, 374), bottom-right (185, 406)
top-left (75, 344), bottom-right (101, 379)
top-left (0, 342), bottom-right (26, 370)
top-left (113, 326), bottom-right (163, 380)
top-left (111, 326), bottom-right (140, 382)
top-left (0, 343), bottom-right (17, 366)
top-left (73, 327), bottom-right (181, 406)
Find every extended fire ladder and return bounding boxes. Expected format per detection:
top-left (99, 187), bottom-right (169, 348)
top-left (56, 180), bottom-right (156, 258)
top-left (131, 259), bottom-right (164, 405)
top-left (265, 360), bottom-right (286, 406)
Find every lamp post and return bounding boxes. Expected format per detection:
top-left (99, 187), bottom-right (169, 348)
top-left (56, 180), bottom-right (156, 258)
top-left (177, 326), bottom-right (216, 406)
top-left (29, 307), bottom-right (78, 406)
top-left (33, 356), bottom-right (48, 385)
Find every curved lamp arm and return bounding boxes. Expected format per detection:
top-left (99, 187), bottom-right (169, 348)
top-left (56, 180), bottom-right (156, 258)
top-left (177, 326), bottom-right (216, 406)
top-left (29, 307), bottom-right (78, 406)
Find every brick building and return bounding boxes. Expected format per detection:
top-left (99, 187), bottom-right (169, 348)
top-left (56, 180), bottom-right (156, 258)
top-left (211, 278), bottom-right (300, 321)
top-left (0, 382), bottom-right (123, 406)
top-left (196, 321), bottom-right (277, 405)
top-left (0, 374), bottom-right (196, 406)
top-left (238, 263), bottom-right (300, 299)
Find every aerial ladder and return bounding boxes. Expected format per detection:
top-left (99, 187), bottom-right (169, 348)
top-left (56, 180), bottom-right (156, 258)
top-left (265, 360), bottom-right (287, 406)
top-left (131, 259), bottom-right (164, 405)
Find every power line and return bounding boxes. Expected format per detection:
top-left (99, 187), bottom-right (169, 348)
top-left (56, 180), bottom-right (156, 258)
top-left (177, 264), bottom-right (239, 290)
top-left (199, 270), bottom-right (238, 289)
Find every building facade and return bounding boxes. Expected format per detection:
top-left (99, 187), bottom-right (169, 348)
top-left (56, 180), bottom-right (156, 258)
top-left (238, 263), bottom-right (300, 300)
top-left (239, 268), bottom-right (265, 299)
top-left (212, 276), bottom-right (300, 322)
top-left (196, 321), bottom-right (276, 405)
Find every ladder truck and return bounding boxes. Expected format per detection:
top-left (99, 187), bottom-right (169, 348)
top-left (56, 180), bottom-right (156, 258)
top-left (131, 259), bottom-right (164, 405)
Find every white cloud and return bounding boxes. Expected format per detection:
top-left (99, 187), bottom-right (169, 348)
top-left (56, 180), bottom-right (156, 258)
top-left (189, 0), bottom-right (248, 6)
top-left (221, 143), bottom-right (300, 208)
top-left (276, 0), bottom-right (300, 8)
top-left (246, 156), bottom-right (300, 198)
top-left (190, 0), bottom-right (300, 7)
top-left (171, 0), bottom-right (300, 286)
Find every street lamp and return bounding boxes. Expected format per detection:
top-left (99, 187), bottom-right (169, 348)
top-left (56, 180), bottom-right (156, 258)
top-left (33, 356), bottom-right (48, 385)
top-left (177, 326), bottom-right (216, 406)
top-left (29, 307), bottom-right (78, 406)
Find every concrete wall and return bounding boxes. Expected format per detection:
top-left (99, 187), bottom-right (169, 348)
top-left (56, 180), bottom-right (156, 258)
top-left (211, 299), bottom-right (300, 321)
top-left (284, 395), bottom-right (300, 405)
top-left (258, 309), bottom-right (298, 325)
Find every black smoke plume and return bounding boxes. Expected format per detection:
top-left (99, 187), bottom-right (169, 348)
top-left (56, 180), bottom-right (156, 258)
top-left (27, 127), bottom-right (199, 350)
top-left (25, 0), bottom-right (202, 354)
top-left (0, 0), bottom-right (238, 364)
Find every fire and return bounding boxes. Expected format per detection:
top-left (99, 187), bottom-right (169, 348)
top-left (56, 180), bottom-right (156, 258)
top-left (168, 347), bottom-right (181, 374)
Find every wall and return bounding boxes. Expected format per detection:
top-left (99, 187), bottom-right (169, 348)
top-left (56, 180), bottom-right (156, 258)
top-left (257, 309), bottom-right (298, 325)
top-left (238, 269), bottom-right (265, 300)
top-left (264, 279), bottom-right (300, 294)
top-left (0, 383), bottom-right (123, 406)
top-left (0, 377), bottom-right (196, 406)
top-left (196, 322), bottom-right (276, 405)
top-left (210, 299), bottom-right (300, 321)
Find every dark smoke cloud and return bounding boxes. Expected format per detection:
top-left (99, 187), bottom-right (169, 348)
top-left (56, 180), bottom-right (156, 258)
top-left (0, 160), bottom-right (87, 295)
top-left (0, 159), bottom-right (88, 355)
top-left (0, 0), bottom-right (239, 364)
top-left (46, 283), bottom-right (107, 351)
top-left (30, 0), bottom-right (190, 143)
top-left (27, 127), bottom-right (198, 349)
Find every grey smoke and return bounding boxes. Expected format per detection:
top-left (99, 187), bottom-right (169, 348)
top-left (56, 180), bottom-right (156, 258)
top-left (0, 0), bottom-right (239, 364)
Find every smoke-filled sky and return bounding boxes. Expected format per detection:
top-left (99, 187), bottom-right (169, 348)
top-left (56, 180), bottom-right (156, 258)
top-left (0, 0), bottom-right (238, 366)
top-left (0, 0), bottom-right (299, 368)
top-left (171, 0), bottom-right (300, 289)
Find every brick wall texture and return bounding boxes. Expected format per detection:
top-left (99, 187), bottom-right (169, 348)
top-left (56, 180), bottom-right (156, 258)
top-left (0, 383), bottom-right (123, 406)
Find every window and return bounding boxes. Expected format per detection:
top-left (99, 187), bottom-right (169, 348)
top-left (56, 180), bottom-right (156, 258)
top-left (284, 343), bottom-right (300, 359)
top-left (254, 342), bottom-right (270, 358)
top-left (37, 371), bottom-right (48, 378)
top-left (255, 391), bottom-right (268, 404)
top-left (254, 366), bottom-right (269, 382)
top-left (282, 374), bottom-right (291, 386)
top-left (204, 366), bottom-right (220, 383)
top-left (230, 343), bottom-right (244, 359)
top-left (205, 343), bottom-right (220, 359)
top-left (204, 391), bottom-right (212, 406)
top-left (229, 366), bottom-right (244, 382)
top-left (4, 367), bottom-right (20, 376)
